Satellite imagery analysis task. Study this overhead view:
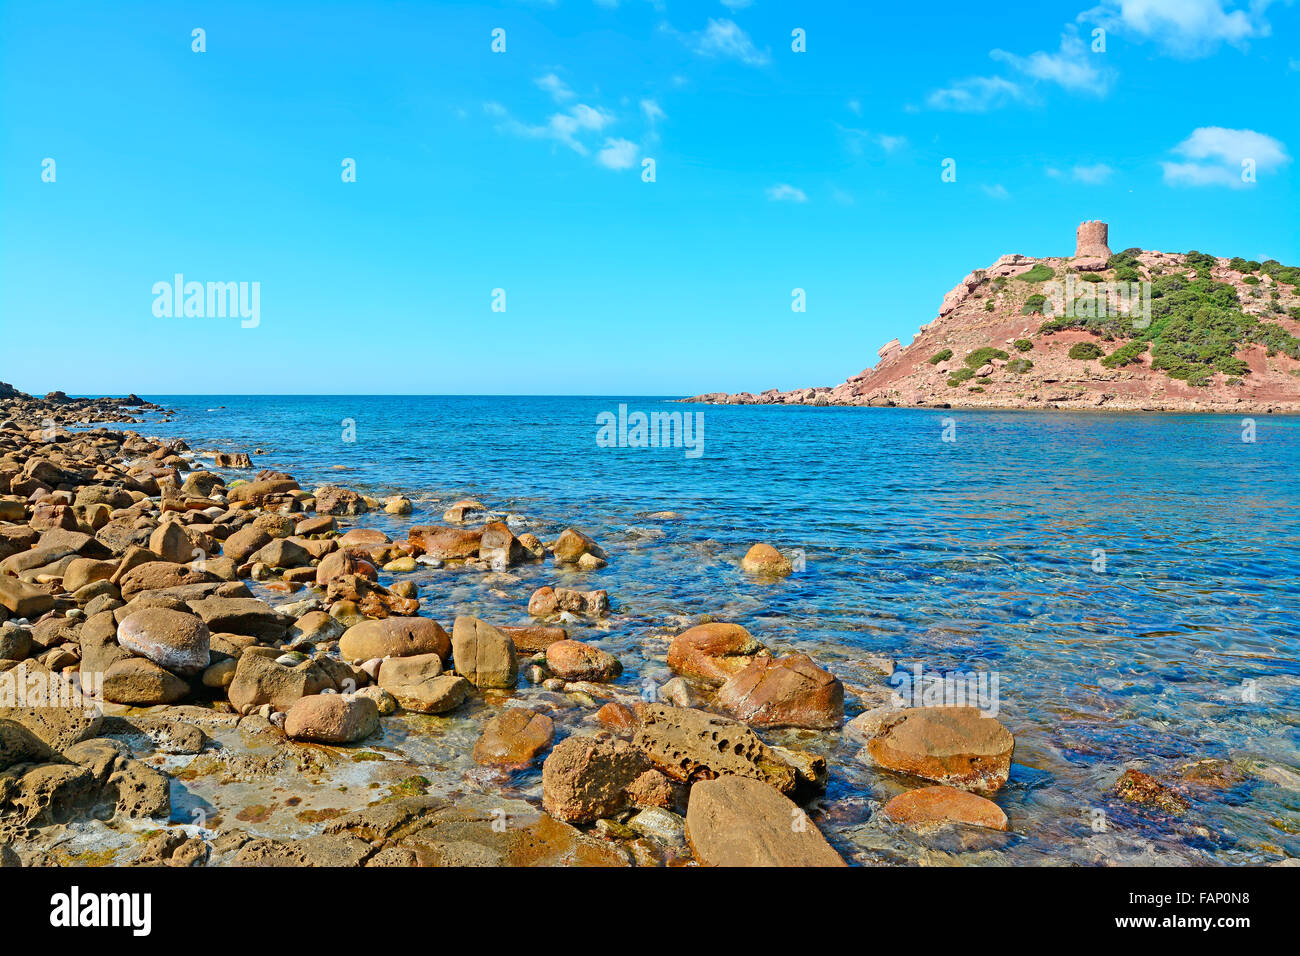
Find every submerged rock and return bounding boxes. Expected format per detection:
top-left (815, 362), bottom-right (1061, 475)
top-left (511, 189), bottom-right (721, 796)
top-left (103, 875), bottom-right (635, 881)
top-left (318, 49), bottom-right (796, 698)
top-left (881, 785), bottom-right (1009, 831)
top-left (863, 706), bottom-right (1014, 794)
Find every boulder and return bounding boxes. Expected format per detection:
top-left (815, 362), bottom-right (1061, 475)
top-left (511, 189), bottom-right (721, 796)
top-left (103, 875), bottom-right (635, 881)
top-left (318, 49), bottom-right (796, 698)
top-left (632, 703), bottom-right (798, 795)
top-left (881, 785), bottom-right (1009, 831)
top-left (864, 706), bottom-right (1014, 793)
top-left (713, 653), bottom-right (843, 729)
top-left (102, 657), bottom-right (191, 705)
top-left (254, 537), bottom-right (312, 569)
top-left (545, 640), bottom-right (622, 682)
top-left (313, 485), bottom-right (369, 515)
top-left (339, 617), bottom-right (450, 662)
top-left (552, 528), bottom-right (605, 566)
top-left (116, 608), bottom-right (211, 676)
top-left (451, 616), bottom-right (517, 688)
top-left (472, 708), bottom-right (555, 768)
top-left (118, 561), bottom-right (217, 599)
top-left (685, 777), bottom-right (844, 866)
top-left (221, 525), bottom-right (272, 564)
top-left (666, 622), bottom-right (764, 686)
top-left (186, 596), bottom-right (289, 642)
top-left (0, 577), bottom-right (55, 618)
top-left (740, 543), bottom-right (793, 576)
top-left (226, 653), bottom-right (336, 713)
top-left (284, 694), bottom-right (379, 744)
top-left (406, 525), bottom-right (483, 560)
top-left (541, 735), bottom-right (650, 824)
top-left (387, 674), bottom-right (471, 714)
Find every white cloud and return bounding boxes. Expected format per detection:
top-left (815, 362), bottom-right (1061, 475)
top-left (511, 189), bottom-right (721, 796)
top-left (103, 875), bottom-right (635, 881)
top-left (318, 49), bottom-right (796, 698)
top-left (766, 183), bottom-right (807, 202)
top-left (927, 76), bottom-right (1026, 112)
top-left (990, 29), bottom-right (1110, 93)
top-left (982, 184), bottom-right (1010, 199)
top-left (486, 101), bottom-right (614, 156)
top-left (847, 99), bottom-right (862, 115)
top-left (535, 73), bottom-right (574, 101)
top-left (837, 125), bottom-right (908, 156)
top-left (596, 138), bottom-right (639, 170)
top-left (689, 18), bottom-right (770, 66)
top-left (1161, 127), bottom-right (1290, 188)
top-left (640, 98), bottom-right (666, 125)
top-left (929, 25), bottom-right (1113, 111)
top-left (1082, 0), bottom-right (1272, 58)
top-left (1072, 162), bottom-right (1114, 183)
top-left (720, 0), bottom-right (753, 9)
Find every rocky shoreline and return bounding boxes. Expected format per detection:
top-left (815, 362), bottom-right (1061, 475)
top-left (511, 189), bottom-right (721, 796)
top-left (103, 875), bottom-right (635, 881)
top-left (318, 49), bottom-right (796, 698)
top-left (0, 386), bottom-right (1272, 867)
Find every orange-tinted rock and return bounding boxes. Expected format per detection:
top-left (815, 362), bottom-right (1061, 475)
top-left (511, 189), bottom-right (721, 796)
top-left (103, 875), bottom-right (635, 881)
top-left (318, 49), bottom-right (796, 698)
top-left (685, 777), bottom-right (844, 867)
top-left (626, 768), bottom-right (677, 809)
top-left (339, 617), bottom-right (450, 662)
top-left (545, 640), bottom-right (622, 682)
top-left (714, 653), bottom-right (843, 729)
top-left (499, 625), bottom-right (567, 653)
top-left (407, 525), bottom-right (482, 560)
top-left (865, 707), bottom-right (1014, 794)
top-left (882, 785), bottom-right (1008, 831)
top-left (315, 549), bottom-right (378, 588)
top-left (473, 708), bottom-right (555, 768)
top-left (666, 622), bottom-right (764, 686)
top-left (740, 543), bottom-right (793, 576)
top-left (541, 735), bottom-right (649, 824)
top-left (284, 694), bottom-right (379, 744)
top-left (594, 701), bottom-right (636, 733)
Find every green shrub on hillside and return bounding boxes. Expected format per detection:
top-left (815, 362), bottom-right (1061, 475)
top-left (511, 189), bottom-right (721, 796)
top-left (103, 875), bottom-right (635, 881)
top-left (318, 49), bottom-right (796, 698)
top-left (984, 300), bottom-right (995, 311)
top-left (928, 349), bottom-right (953, 365)
top-left (947, 367), bottom-right (975, 387)
top-left (1017, 264), bottom-right (1056, 283)
top-left (1080, 272), bottom-right (1104, 283)
top-left (1069, 342), bottom-right (1106, 360)
top-left (1101, 340), bottom-right (1147, 368)
top-left (964, 347), bottom-right (1009, 368)
top-left (1022, 294), bottom-right (1047, 315)
top-left (1013, 338), bottom-right (1033, 352)
top-left (1006, 358), bottom-right (1033, 373)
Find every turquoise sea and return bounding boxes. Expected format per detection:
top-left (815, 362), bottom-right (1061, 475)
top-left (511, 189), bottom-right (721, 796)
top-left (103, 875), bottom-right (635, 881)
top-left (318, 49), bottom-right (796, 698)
top-left (136, 395), bottom-right (1300, 864)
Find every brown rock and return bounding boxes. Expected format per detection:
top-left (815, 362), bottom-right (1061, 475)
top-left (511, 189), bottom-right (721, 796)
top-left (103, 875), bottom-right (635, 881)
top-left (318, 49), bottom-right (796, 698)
top-left (284, 694), bottom-right (379, 744)
top-left (667, 622), bottom-right (764, 686)
top-left (116, 608), bottom-right (211, 676)
top-left (102, 657), bottom-right (191, 705)
top-left (714, 653), bottom-right (844, 729)
top-left (473, 708), bottom-right (555, 768)
top-left (865, 706), bottom-right (1014, 794)
top-left (545, 640), bottom-right (622, 682)
top-left (499, 625), bottom-right (567, 653)
top-left (451, 616), bottom-right (517, 688)
top-left (881, 785), bottom-right (1009, 831)
top-left (339, 617), bottom-right (450, 662)
top-left (594, 701), bottom-right (636, 733)
top-left (632, 703), bottom-right (798, 795)
top-left (1113, 768), bottom-right (1189, 814)
top-left (685, 776), bottom-right (844, 866)
top-left (740, 543), bottom-right (792, 576)
top-left (388, 673), bottom-right (471, 714)
top-left (552, 527), bottom-right (605, 566)
top-left (406, 525), bottom-right (482, 560)
top-left (541, 735), bottom-right (649, 824)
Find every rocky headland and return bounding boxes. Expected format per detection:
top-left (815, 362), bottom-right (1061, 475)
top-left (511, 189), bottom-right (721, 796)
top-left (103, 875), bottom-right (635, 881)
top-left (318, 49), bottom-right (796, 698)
top-left (685, 223), bottom-right (1300, 414)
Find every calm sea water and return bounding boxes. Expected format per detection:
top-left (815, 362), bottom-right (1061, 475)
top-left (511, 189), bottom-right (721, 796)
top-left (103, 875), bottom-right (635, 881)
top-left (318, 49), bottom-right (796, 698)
top-left (136, 395), bottom-right (1300, 864)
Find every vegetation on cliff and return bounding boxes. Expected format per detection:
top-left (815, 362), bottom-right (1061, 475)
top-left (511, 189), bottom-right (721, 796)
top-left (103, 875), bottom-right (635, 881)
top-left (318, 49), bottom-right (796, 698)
top-left (1040, 252), bottom-right (1300, 387)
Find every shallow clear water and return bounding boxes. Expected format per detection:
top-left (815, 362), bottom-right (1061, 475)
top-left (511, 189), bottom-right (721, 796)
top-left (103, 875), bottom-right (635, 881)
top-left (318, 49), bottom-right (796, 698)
top-left (133, 395), bottom-right (1300, 864)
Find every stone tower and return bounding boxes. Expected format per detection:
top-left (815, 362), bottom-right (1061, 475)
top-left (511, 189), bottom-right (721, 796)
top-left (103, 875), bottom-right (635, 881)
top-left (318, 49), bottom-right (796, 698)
top-left (1075, 220), bottom-right (1111, 259)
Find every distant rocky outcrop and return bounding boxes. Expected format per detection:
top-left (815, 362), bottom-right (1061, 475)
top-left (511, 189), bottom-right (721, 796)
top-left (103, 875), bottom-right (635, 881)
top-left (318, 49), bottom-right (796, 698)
top-left (685, 222), bottom-right (1300, 414)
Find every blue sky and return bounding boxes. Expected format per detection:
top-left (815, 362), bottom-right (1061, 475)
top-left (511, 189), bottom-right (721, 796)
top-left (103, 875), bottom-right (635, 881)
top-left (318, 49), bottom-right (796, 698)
top-left (1, 0), bottom-right (1296, 396)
